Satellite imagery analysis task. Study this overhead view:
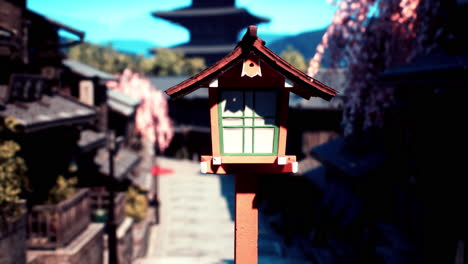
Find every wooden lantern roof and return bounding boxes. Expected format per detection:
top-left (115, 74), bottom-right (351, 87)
top-left (165, 26), bottom-right (337, 101)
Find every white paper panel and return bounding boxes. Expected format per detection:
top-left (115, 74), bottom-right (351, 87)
top-left (223, 128), bottom-right (243, 153)
top-left (254, 118), bottom-right (276, 126)
top-left (79, 80), bottom-right (94, 106)
top-left (244, 91), bottom-right (254, 116)
top-left (254, 128), bottom-right (274, 153)
top-left (244, 118), bottom-right (253, 126)
top-left (222, 118), bottom-right (243, 126)
top-left (254, 91), bottom-right (277, 117)
top-left (244, 128), bottom-right (253, 153)
top-left (221, 91), bottom-right (243, 117)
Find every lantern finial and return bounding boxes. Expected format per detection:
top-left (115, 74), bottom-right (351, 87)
top-left (247, 25), bottom-right (257, 38)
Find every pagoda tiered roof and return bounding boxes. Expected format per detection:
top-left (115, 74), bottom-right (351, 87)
top-left (151, 0), bottom-right (269, 64)
top-left (153, 7), bottom-right (268, 25)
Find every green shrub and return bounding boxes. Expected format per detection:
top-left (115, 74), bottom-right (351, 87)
top-left (47, 175), bottom-right (78, 204)
top-left (0, 140), bottom-right (29, 222)
top-left (125, 186), bottom-right (148, 222)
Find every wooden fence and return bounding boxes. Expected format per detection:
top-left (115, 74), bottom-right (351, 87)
top-left (27, 188), bottom-right (90, 249)
top-left (89, 187), bottom-right (126, 226)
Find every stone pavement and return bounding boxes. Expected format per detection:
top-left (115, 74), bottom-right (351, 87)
top-left (136, 157), bottom-right (311, 264)
top-left (136, 158), bottom-right (234, 264)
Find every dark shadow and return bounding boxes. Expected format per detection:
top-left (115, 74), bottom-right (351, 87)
top-left (252, 91), bottom-right (277, 125)
top-left (221, 90), bottom-right (244, 114)
top-left (220, 90), bottom-right (278, 126)
top-left (252, 132), bottom-right (427, 263)
top-left (219, 173), bottom-right (235, 221)
top-left (162, 97), bottom-right (211, 160)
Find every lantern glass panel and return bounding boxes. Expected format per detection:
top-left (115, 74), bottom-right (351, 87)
top-left (254, 91), bottom-right (277, 117)
top-left (244, 128), bottom-right (253, 153)
top-left (254, 128), bottom-right (275, 153)
top-left (219, 89), bottom-right (279, 155)
top-left (223, 128), bottom-right (243, 153)
top-left (223, 118), bottom-right (243, 126)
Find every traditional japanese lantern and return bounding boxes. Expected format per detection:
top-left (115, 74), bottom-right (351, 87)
top-left (165, 25), bottom-right (337, 264)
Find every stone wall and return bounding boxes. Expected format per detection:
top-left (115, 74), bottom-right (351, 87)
top-left (0, 214), bottom-right (26, 264)
top-left (117, 217), bottom-right (133, 264)
top-left (27, 223), bottom-right (104, 264)
top-left (132, 207), bottom-right (154, 259)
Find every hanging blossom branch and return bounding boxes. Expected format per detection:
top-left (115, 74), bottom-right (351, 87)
top-left (308, 0), bottom-right (371, 77)
top-left (107, 69), bottom-right (174, 152)
top-left (308, 0), bottom-right (444, 135)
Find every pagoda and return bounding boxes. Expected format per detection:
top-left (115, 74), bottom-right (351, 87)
top-left (152, 0), bottom-right (269, 65)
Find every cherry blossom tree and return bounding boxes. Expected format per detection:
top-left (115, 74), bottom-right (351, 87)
top-left (106, 69), bottom-right (173, 152)
top-left (308, 0), bottom-right (446, 135)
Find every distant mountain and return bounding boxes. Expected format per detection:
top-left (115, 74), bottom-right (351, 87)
top-left (102, 39), bottom-right (156, 57)
top-left (258, 33), bottom-right (288, 45)
top-left (100, 28), bottom-right (326, 60)
top-left (268, 29), bottom-right (327, 60)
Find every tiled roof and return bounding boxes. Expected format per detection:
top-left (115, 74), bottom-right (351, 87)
top-left (379, 49), bottom-right (468, 86)
top-left (290, 68), bottom-right (347, 110)
top-left (310, 136), bottom-right (385, 178)
top-left (150, 76), bottom-right (207, 99)
top-left (170, 44), bottom-right (236, 55)
top-left (94, 148), bottom-right (141, 180)
top-left (107, 89), bottom-right (141, 116)
top-left (63, 59), bottom-right (117, 81)
top-left (154, 7), bottom-right (268, 22)
top-left (165, 26), bottom-right (337, 101)
top-left (303, 165), bottom-right (363, 226)
top-left (381, 49), bottom-right (468, 77)
top-left (26, 10), bottom-right (84, 41)
top-left (150, 76), bottom-right (190, 92)
top-left (131, 171), bottom-right (154, 192)
top-left (0, 95), bottom-right (96, 133)
top-left (78, 130), bottom-right (106, 152)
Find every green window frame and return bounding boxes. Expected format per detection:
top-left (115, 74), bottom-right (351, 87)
top-left (218, 89), bottom-right (279, 155)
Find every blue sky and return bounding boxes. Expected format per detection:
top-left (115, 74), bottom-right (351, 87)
top-left (28, 0), bottom-right (336, 47)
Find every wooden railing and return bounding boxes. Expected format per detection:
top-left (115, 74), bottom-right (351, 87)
top-left (27, 189), bottom-right (90, 249)
top-left (89, 187), bottom-right (126, 226)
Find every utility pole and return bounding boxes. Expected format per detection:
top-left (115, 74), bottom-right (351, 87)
top-left (107, 130), bottom-right (118, 264)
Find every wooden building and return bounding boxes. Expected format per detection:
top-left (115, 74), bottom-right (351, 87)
top-left (1, 2), bottom-right (104, 263)
top-left (63, 58), bottom-right (150, 263)
top-left (270, 3), bottom-right (468, 262)
top-left (295, 48), bottom-right (468, 263)
top-left (377, 47), bottom-right (468, 264)
top-left (61, 58), bottom-right (144, 189)
top-left (62, 58), bottom-right (115, 131)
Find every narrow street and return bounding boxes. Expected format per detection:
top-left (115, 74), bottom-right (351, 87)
top-left (137, 158), bottom-right (235, 264)
top-left (136, 158), bottom-right (311, 264)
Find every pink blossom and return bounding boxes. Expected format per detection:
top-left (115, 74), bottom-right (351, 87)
top-left (307, 0), bottom-right (443, 135)
top-left (106, 69), bottom-right (174, 152)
